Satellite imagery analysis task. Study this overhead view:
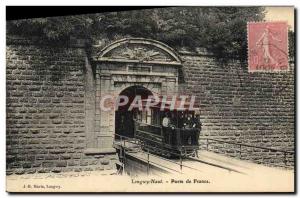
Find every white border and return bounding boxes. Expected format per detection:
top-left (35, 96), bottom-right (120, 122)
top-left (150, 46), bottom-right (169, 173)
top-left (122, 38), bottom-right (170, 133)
top-left (1, 1), bottom-right (298, 197)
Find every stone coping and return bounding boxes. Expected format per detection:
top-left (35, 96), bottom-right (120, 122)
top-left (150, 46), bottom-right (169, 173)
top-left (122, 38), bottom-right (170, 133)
top-left (84, 148), bottom-right (116, 155)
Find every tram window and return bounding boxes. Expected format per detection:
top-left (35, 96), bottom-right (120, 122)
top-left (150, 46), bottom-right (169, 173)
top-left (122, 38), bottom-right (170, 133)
top-left (141, 111), bottom-right (147, 123)
top-left (136, 111), bottom-right (142, 121)
top-left (151, 110), bottom-right (160, 125)
top-left (146, 111), bottom-right (152, 124)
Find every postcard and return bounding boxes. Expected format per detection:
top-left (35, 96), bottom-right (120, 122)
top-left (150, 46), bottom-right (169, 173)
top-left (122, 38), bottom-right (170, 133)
top-left (6, 6), bottom-right (295, 192)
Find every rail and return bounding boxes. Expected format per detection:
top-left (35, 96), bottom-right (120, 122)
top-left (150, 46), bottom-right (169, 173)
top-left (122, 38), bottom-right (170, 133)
top-left (133, 119), bottom-right (161, 128)
top-left (133, 119), bottom-right (198, 132)
top-left (114, 133), bottom-right (192, 174)
top-left (202, 138), bottom-right (294, 167)
top-left (134, 120), bottom-right (162, 136)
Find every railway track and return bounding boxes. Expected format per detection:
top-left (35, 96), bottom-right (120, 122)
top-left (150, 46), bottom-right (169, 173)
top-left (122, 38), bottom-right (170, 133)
top-left (114, 138), bottom-right (245, 175)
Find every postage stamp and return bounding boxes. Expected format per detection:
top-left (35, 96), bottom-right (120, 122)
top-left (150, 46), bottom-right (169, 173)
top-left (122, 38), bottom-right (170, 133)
top-left (248, 21), bottom-right (289, 72)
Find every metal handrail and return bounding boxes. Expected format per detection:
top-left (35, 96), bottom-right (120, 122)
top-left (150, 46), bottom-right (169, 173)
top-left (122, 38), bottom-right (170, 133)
top-left (114, 133), bottom-right (241, 174)
top-left (133, 119), bottom-right (161, 128)
top-left (114, 133), bottom-right (198, 158)
top-left (114, 133), bottom-right (201, 174)
top-left (133, 119), bottom-right (200, 131)
top-left (203, 138), bottom-right (294, 154)
top-left (202, 138), bottom-right (294, 166)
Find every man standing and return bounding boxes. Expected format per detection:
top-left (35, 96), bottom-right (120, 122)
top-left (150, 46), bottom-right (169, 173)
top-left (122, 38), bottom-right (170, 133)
top-left (162, 113), bottom-right (170, 127)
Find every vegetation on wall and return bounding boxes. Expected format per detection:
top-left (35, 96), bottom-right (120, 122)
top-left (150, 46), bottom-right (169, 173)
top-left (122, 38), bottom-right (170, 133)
top-left (7, 7), bottom-right (294, 64)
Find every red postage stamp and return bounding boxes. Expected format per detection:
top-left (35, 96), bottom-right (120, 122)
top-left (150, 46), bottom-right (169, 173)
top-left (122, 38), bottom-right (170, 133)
top-left (248, 21), bottom-right (289, 72)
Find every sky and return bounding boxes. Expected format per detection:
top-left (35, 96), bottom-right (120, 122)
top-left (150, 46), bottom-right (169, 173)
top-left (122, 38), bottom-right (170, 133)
top-left (265, 6), bottom-right (294, 31)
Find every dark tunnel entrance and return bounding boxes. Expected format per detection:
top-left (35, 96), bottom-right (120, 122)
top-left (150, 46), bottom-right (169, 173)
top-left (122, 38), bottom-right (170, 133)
top-left (115, 86), bottom-right (153, 139)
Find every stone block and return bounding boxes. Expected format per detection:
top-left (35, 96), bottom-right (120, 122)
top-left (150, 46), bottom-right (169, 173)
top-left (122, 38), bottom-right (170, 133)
top-left (56, 161), bottom-right (67, 167)
top-left (15, 169), bottom-right (25, 175)
top-left (51, 167), bottom-right (62, 173)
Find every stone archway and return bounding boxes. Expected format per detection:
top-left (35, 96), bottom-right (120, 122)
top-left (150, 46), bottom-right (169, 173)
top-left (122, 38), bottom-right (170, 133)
top-left (85, 38), bottom-right (183, 153)
top-left (115, 85), bottom-right (153, 139)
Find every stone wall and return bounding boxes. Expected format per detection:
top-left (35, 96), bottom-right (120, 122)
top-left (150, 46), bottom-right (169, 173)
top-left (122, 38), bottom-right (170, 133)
top-left (181, 53), bottom-right (294, 167)
top-left (6, 37), bottom-right (118, 175)
top-left (6, 36), bottom-right (295, 175)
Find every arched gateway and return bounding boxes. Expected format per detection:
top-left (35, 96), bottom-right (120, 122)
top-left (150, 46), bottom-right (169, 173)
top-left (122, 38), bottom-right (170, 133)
top-left (115, 85), bottom-right (153, 139)
top-left (85, 38), bottom-right (183, 154)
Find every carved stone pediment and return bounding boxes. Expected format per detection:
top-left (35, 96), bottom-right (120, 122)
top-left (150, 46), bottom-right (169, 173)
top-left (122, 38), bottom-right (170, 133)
top-left (106, 45), bottom-right (172, 62)
top-left (93, 38), bottom-right (182, 65)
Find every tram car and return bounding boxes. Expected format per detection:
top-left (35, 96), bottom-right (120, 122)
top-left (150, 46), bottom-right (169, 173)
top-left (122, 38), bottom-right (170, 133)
top-left (133, 96), bottom-right (202, 158)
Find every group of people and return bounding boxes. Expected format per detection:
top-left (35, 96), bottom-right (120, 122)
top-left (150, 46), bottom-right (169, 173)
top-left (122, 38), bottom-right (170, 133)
top-left (162, 111), bottom-right (202, 130)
